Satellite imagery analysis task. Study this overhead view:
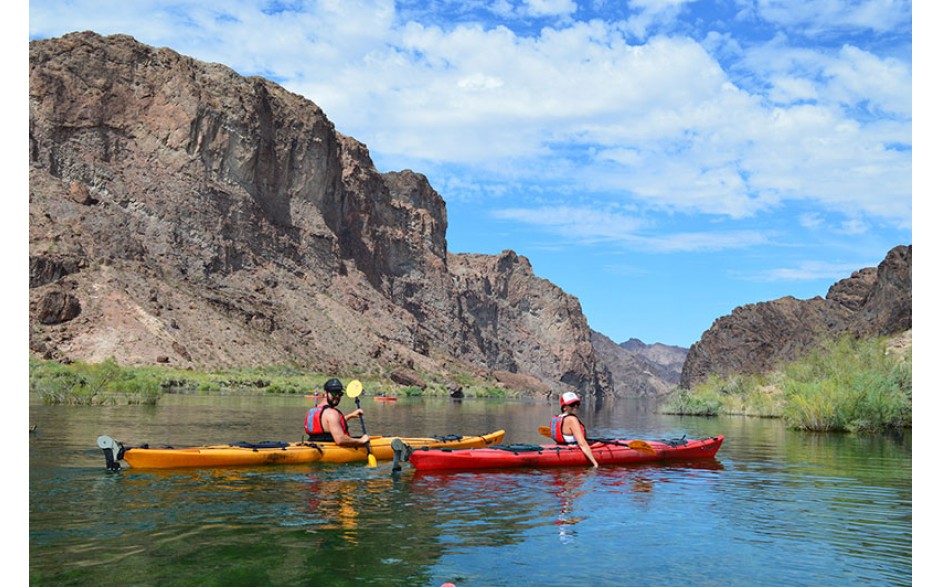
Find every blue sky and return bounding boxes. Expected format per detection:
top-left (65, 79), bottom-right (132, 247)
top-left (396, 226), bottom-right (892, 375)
top-left (26, 0), bottom-right (915, 348)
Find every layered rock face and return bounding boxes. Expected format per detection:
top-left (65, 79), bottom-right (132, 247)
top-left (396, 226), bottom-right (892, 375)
top-left (679, 245), bottom-right (912, 389)
top-left (449, 252), bottom-right (602, 396)
top-left (28, 31), bottom-right (601, 397)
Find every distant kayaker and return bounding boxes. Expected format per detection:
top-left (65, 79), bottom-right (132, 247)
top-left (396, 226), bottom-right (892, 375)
top-left (549, 392), bottom-right (599, 468)
top-left (304, 378), bottom-right (370, 447)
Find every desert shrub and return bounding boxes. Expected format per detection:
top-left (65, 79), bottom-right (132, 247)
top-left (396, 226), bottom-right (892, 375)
top-left (663, 385), bottom-right (723, 416)
top-left (30, 358), bottom-right (163, 405)
top-left (782, 337), bottom-right (911, 432)
top-left (662, 334), bottom-right (911, 432)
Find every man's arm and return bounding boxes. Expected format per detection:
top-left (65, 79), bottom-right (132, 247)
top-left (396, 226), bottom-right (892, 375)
top-left (322, 409), bottom-right (370, 448)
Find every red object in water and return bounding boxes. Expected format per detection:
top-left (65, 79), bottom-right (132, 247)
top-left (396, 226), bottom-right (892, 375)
top-left (406, 436), bottom-right (724, 472)
top-left (374, 396), bottom-right (398, 402)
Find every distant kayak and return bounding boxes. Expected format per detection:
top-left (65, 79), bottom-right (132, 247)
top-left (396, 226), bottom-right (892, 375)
top-left (97, 430), bottom-right (506, 470)
top-left (395, 435), bottom-right (724, 472)
top-left (374, 396), bottom-right (398, 402)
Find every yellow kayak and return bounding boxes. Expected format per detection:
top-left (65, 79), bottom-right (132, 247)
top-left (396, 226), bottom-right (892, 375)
top-left (96, 430), bottom-right (506, 470)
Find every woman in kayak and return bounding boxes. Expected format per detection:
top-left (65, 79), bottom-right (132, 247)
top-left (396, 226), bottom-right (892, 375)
top-left (549, 392), bottom-right (599, 468)
top-left (304, 378), bottom-right (370, 448)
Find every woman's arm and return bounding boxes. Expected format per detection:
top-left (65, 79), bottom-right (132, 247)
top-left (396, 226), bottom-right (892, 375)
top-left (569, 419), bottom-right (599, 468)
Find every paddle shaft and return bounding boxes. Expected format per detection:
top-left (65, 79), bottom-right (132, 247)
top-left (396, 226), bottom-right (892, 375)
top-left (355, 396), bottom-right (377, 467)
top-left (355, 397), bottom-right (368, 436)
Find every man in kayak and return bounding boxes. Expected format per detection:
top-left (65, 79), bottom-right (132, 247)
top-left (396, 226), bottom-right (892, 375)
top-left (549, 392), bottom-right (599, 468)
top-left (304, 378), bottom-right (370, 447)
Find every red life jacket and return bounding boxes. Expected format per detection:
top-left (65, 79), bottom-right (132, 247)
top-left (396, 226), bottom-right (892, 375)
top-left (550, 414), bottom-right (585, 444)
top-left (304, 405), bottom-right (349, 441)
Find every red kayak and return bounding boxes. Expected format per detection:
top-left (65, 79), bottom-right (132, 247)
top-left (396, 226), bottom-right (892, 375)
top-left (396, 435), bottom-right (724, 472)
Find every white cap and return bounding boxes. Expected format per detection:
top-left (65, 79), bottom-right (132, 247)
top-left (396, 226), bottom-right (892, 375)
top-left (560, 391), bottom-right (581, 407)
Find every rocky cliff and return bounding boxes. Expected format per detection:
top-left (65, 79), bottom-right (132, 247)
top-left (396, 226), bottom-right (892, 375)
top-left (679, 245), bottom-right (912, 389)
top-left (28, 31), bottom-right (604, 397)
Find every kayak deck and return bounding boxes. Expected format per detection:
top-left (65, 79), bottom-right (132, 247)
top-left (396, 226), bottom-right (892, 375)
top-left (397, 435), bottom-right (724, 472)
top-left (97, 430), bottom-right (506, 470)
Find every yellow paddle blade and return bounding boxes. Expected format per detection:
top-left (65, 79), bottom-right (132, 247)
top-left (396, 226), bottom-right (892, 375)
top-left (538, 426), bottom-right (551, 438)
top-left (346, 379), bottom-right (363, 398)
top-left (367, 453), bottom-right (377, 468)
top-left (627, 440), bottom-right (657, 455)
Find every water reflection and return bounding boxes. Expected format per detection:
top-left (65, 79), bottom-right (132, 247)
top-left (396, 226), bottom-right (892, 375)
top-left (545, 468), bottom-right (589, 543)
top-left (404, 456), bottom-right (727, 550)
top-left (304, 476), bottom-right (359, 531)
top-left (407, 469), bottom-right (547, 549)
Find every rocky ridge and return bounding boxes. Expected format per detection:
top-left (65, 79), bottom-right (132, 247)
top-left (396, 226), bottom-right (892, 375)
top-left (29, 31), bottom-right (613, 398)
top-left (679, 245), bottom-right (912, 389)
top-left (590, 333), bottom-right (686, 398)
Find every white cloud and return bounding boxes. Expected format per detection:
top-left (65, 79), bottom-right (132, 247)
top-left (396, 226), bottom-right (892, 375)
top-left (492, 205), bottom-right (770, 252)
top-left (767, 75), bottom-right (819, 104)
top-left (292, 19), bottom-right (908, 223)
top-left (622, 0), bottom-right (697, 39)
top-left (750, 260), bottom-right (873, 282)
top-left (493, 205), bottom-right (648, 236)
top-left (744, 0), bottom-right (912, 35)
top-left (836, 218), bottom-right (871, 235)
top-left (523, 0), bottom-right (578, 17)
top-left (798, 213), bottom-right (825, 229)
top-left (632, 229), bottom-right (771, 252)
top-left (824, 45), bottom-right (912, 117)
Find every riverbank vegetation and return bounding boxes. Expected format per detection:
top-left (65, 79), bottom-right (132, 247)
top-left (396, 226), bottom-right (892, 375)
top-left (663, 334), bottom-right (912, 432)
top-left (29, 358), bottom-right (164, 405)
top-left (31, 333), bottom-right (913, 432)
top-left (29, 359), bottom-right (516, 405)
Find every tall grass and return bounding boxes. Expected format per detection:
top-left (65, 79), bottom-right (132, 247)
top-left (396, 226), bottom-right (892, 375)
top-left (27, 360), bottom-right (519, 405)
top-left (665, 372), bottom-right (784, 418)
top-left (781, 336), bottom-right (911, 432)
top-left (173, 365), bottom-right (327, 395)
top-left (30, 358), bottom-right (163, 405)
top-left (663, 335), bottom-right (912, 432)
top-left (29, 360), bottom-right (334, 403)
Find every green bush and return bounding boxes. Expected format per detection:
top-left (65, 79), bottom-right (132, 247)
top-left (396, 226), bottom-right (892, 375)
top-left (30, 358), bottom-right (163, 405)
top-left (479, 386), bottom-right (507, 399)
top-left (662, 334), bottom-right (911, 432)
top-left (400, 386), bottom-right (424, 397)
top-left (663, 385), bottom-right (722, 416)
top-left (782, 337), bottom-right (911, 432)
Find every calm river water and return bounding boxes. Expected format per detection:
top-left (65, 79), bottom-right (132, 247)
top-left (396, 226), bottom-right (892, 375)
top-left (29, 393), bottom-right (912, 586)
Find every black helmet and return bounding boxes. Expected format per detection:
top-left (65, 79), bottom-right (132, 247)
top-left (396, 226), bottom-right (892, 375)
top-left (323, 378), bottom-right (344, 393)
